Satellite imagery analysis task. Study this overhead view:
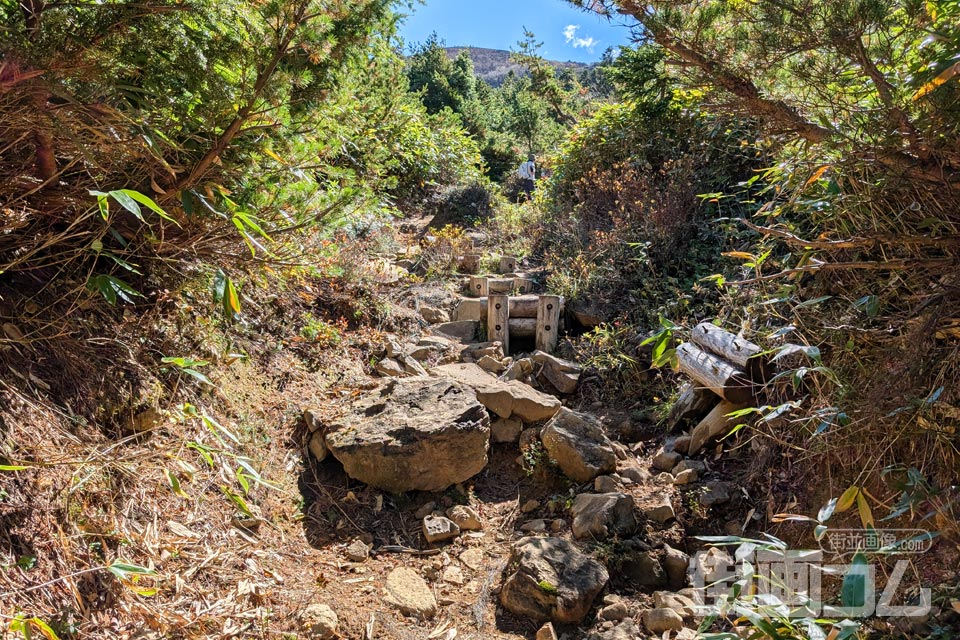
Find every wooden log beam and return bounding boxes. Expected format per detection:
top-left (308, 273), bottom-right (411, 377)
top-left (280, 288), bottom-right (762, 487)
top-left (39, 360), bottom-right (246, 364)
top-left (499, 256), bottom-right (518, 274)
top-left (508, 317), bottom-right (536, 337)
top-left (676, 342), bottom-right (753, 404)
top-left (458, 254), bottom-right (481, 274)
top-left (514, 277), bottom-right (535, 294)
top-left (488, 294), bottom-right (510, 354)
top-left (467, 276), bottom-right (488, 298)
top-left (488, 278), bottom-right (516, 294)
top-left (456, 295), bottom-right (551, 320)
top-left (688, 400), bottom-right (749, 456)
top-left (536, 295), bottom-right (562, 353)
top-left (691, 322), bottom-right (770, 381)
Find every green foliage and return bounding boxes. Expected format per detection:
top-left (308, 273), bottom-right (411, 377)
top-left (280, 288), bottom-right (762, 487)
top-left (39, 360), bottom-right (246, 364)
top-left (161, 356), bottom-right (214, 387)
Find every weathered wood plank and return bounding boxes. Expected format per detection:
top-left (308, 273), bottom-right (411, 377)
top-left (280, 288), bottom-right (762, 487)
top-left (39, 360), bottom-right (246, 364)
top-left (691, 322), bottom-right (770, 381)
top-left (536, 295), bottom-right (562, 353)
top-left (488, 294), bottom-right (510, 354)
top-left (676, 342), bottom-right (753, 404)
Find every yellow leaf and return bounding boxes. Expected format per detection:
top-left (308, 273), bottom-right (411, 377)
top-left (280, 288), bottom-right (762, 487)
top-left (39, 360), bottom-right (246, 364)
top-left (722, 251), bottom-right (756, 261)
top-left (856, 491), bottom-right (874, 529)
top-left (226, 278), bottom-right (240, 315)
top-left (804, 165), bottom-right (831, 188)
top-left (264, 148), bottom-right (286, 164)
top-left (836, 486), bottom-right (859, 513)
top-left (913, 61), bottom-right (960, 101)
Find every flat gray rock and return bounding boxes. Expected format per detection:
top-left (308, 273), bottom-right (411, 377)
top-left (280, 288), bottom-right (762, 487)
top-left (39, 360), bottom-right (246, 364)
top-left (324, 377), bottom-right (489, 492)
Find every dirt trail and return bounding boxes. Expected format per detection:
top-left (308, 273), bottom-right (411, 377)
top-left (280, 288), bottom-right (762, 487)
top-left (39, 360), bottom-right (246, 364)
top-left (287, 222), bottom-right (748, 640)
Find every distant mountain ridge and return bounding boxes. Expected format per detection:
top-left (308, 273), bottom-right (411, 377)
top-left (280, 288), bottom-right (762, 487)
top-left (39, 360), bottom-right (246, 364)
top-left (444, 47), bottom-right (590, 86)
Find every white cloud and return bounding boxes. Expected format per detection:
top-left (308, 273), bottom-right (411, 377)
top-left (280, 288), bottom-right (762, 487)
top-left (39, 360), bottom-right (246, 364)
top-left (563, 24), bottom-right (598, 51)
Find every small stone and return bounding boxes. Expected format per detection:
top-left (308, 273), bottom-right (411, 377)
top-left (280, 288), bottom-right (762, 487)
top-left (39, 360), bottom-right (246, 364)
top-left (300, 603), bottom-right (338, 639)
top-left (308, 431), bottom-right (328, 462)
top-left (540, 408), bottom-right (617, 482)
top-left (375, 357), bottom-right (405, 377)
top-left (673, 435), bottom-right (692, 455)
top-left (384, 567), bottom-right (437, 618)
top-left (571, 492), bottom-right (638, 539)
top-left (408, 345), bottom-right (439, 361)
top-left (653, 591), bottom-right (698, 619)
top-left (663, 544), bottom-right (691, 589)
top-left (675, 629), bottom-right (699, 640)
top-left (500, 536), bottom-right (609, 624)
top-left (600, 620), bottom-right (614, 631)
top-left (619, 552), bottom-right (667, 589)
top-left (652, 449), bottom-right (681, 472)
top-left (643, 608), bottom-right (683, 633)
top-left (618, 465), bottom-right (651, 484)
top-left (344, 539), bottom-right (370, 562)
top-left (420, 305), bottom-right (449, 324)
top-left (521, 499), bottom-right (540, 513)
top-left (502, 357), bottom-right (534, 381)
top-left (602, 594), bottom-right (621, 605)
top-left (674, 469), bottom-right (698, 485)
top-left (397, 354), bottom-right (428, 377)
top-left (446, 505), bottom-right (482, 531)
top-left (520, 519), bottom-right (547, 533)
top-left (433, 320), bottom-right (479, 343)
top-left (491, 417), bottom-right (523, 443)
top-left (459, 547), bottom-right (484, 571)
top-left (597, 601), bottom-right (629, 622)
top-left (519, 427), bottom-right (540, 450)
top-left (304, 409), bottom-right (323, 432)
top-left (477, 355), bottom-right (505, 373)
top-left (644, 494), bottom-right (675, 523)
top-left (700, 482), bottom-right (731, 507)
top-left (724, 519), bottom-right (742, 536)
top-left (655, 472), bottom-right (675, 486)
top-left (442, 565), bottom-right (465, 586)
top-left (415, 501), bottom-right (437, 519)
top-left (550, 519), bottom-right (565, 532)
top-left (594, 475), bottom-right (622, 493)
top-left (384, 338), bottom-right (403, 358)
top-left (536, 622), bottom-right (558, 640)
top-left (610, 441), bottom-right (631, 460)
top-left (423, 515), bottom-right (460, 544)
top-left (673, 459), bottom-right (706, 475)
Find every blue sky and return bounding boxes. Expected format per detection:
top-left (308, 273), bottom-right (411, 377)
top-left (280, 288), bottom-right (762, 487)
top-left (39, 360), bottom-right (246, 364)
top-left (396, 0), bottom-right (637, 63)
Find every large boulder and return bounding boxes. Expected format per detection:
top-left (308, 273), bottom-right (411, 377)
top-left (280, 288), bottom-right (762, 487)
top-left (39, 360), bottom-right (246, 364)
top-left (540, 408), bottom-right (617, 482)
top-left (433, 363), bottom-right (561, 422)
top-left (570, 492), bottom-right (638, 540)
top-left (323, 377), bottom-right (490, 492)
top-left (500, 537), bottom-right (609, 624)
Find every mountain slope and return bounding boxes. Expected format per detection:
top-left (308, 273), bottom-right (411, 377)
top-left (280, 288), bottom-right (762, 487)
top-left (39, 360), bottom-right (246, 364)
top-left (444, 46), bottom-right (589, 86)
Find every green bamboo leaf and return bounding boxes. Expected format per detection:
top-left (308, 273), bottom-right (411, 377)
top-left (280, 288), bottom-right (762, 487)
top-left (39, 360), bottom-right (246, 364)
top-left (108, 190), bottom-right (144, 222)
top-left (166, 469), bottom-right (188, 498)
top-left (108, 560), bottom-right (156, 580)
top-left (117, 189), bottom-right (179, 225)
top-left (841, 552), bottom-right (868, 608)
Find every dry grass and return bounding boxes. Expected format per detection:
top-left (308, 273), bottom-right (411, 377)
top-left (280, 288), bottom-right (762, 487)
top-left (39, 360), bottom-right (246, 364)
top-left (0, 222), bottom-right (417, 638)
